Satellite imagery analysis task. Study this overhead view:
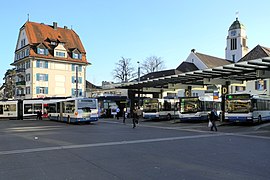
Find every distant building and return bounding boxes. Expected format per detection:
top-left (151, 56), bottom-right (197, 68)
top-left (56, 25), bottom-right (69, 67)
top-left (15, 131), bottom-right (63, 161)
top-left (11, 21), bottom-right (89, 99)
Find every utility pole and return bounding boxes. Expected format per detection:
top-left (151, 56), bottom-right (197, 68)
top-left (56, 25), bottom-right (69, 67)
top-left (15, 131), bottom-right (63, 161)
top-left (76, 66), bottom-right (78, 97)
top-left (137, 61), bottom-right (140, 107)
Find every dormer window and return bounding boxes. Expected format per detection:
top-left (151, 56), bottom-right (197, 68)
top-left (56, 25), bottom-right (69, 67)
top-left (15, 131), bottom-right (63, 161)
top-left (72, 52), bottom-right (82, 59)
top-left (72, 49), bottom-right (82, 59)
top-left (51, 41), bottom-right (57, 45)
top-left (56, 51), bottom-right (66, 57)
top-left (54, 43), bottom-right (67, 58)
top-left (37, 44), bottom-right (49, 55)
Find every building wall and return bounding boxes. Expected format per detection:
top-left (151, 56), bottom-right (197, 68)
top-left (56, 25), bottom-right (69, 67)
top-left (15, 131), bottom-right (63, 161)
top-left (185, 53), bottom-right (207, 70)
top-left (245, 79), bottom-right (269, 96)
top-left (32, 59), bottom-right (85, 98)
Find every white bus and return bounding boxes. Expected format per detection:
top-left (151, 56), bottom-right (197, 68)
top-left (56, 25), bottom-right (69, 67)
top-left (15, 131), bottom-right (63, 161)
top-left (225, 93), bottom-right (270, 123)
top-left (177, 95), bottom-right (221, 121)
top-left (142, 98), bottom-right (179, 120)
top-left (48, 97), bottom-right (99, 123)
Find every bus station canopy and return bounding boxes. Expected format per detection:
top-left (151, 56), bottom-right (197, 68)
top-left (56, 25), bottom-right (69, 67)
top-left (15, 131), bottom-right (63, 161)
top-left (118, 57), bottom-right (270, 89)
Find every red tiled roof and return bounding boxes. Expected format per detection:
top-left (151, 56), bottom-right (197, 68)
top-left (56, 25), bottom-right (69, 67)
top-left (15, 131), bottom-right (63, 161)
top-left (23, 21), bottom-right (88, 64)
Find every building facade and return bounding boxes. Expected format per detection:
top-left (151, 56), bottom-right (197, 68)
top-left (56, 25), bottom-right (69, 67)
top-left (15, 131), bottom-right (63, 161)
top-left (11, 21), bottom-right (89, 99)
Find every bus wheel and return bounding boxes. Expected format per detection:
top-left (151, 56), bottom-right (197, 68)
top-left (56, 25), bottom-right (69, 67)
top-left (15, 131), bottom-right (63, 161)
top-left (67, 115), bottom-right (70, 124)
top-left (167, 114), bottom-right (171, 120)
top-left (258, 116), bottom-right (262, 124)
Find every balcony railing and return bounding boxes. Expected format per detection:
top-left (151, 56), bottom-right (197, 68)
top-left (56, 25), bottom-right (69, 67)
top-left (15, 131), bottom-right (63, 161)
top-left (16, 68), bottom-right (25, 73)
top-left (16, 93), bottom-right (25, 97)
top-left (16, 81), bottom-right (26, 86)
top-left (16, 68), bottom-right (26, 77)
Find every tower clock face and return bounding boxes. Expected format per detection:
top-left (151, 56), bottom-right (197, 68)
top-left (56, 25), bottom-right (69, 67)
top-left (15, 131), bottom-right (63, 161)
top-left (231, 30), bottom-right (236, 36)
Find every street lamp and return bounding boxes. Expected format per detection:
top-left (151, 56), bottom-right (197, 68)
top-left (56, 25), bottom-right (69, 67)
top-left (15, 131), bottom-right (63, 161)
top-left (137, 61), bottom-right (140, 107)
top-left (137, 61), bottom-right (140, 82)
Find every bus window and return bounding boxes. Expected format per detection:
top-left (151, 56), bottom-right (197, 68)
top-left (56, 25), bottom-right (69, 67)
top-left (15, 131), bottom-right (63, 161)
top-left (64, 101), bottom-right (75, 113)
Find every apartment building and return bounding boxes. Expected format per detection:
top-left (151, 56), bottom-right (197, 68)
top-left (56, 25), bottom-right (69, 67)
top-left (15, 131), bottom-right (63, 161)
top-left (11, 21), bottom-right (89, 99)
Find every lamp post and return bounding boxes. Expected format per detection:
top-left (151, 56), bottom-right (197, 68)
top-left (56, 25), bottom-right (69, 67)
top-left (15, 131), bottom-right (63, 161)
top-left (137, 61), bottom-right (140, 107)
top-left (137, 61), bottom-right (140, 82)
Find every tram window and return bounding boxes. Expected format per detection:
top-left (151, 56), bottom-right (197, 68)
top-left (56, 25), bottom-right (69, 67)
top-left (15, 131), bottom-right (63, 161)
top-left (4, 104), bottom-right (16, 111)
top-left (24, 104), bottom-right (33, 114)
top-left (34, 104), bottom-right (42, 113)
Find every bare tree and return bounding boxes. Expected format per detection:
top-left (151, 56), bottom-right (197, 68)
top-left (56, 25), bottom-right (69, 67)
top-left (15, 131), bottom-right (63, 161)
top-left (141, 56), bottom-right (166, 74)
top-left (112, 57), bottom-right (135, 82)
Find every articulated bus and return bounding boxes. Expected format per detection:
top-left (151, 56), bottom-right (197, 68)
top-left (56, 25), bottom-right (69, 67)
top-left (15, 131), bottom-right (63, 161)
top-left (225, 93), bottom-right (270, 123)
top-left (177, 95), bottom-right (221, 121)
top-left (143, 98), bottom-right (179, 120)
top-left (48, 97), bottom-right (99, 123)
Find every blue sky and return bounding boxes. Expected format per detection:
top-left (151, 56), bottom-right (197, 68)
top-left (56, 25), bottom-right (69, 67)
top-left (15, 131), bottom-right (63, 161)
top-left (1, 0), bottom-right (270, 86)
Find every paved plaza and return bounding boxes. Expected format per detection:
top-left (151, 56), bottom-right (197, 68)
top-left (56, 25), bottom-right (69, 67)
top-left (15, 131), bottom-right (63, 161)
top-left (0, 119), bottom-right (269, 180)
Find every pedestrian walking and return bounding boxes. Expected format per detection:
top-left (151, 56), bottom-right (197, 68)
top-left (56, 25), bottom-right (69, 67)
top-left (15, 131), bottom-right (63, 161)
top-left (132, 107), bottom-right (138, 128)
top-left (123, 107), bottom-right (126, 123)
top-left (209, 108), bottom-right (218, 131)
top-left (116, 107), bottom-right (120, 120)
top-left (36, 110), bottom-right (42, 120)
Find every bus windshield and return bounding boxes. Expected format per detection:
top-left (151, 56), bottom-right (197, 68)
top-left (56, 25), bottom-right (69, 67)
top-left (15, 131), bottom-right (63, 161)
top-left (78, 99), bottom-right (97, 110)
top-left (180, 98), bottom-right (200, 113)
top-left (143, 99), bottom-right (159, 113)
top-left (226, 99), bottom-right (251, 113)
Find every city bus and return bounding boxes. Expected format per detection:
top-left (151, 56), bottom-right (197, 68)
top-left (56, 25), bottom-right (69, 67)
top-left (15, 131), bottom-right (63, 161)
top-left (177, 95), bottom-right (221, 121)
top-left (225, 93), bottom-right (270, 123)
top-left (142, 98), bottom-right (179, 120)
top-left (48, 97), bottom-right (99, 123)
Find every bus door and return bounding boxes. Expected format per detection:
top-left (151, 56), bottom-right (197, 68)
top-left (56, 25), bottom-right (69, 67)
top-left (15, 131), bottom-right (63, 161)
top-left (59, 102), bottom-right (63, 121)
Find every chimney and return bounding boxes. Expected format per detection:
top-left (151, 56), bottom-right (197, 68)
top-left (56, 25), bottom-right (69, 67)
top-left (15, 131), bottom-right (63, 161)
top-left (64, 26), bottom-right (68, 29)
top-left (53, 22), bottom-right (57, 30)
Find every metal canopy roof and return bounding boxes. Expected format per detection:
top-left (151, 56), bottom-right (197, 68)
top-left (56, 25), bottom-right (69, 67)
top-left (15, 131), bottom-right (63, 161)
top-left (118, 57), bottom-right (270, 89)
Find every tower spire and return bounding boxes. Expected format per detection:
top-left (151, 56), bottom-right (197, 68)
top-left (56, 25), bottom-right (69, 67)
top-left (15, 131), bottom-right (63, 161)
top-left (235, 11), bottom-right (239, 20)
top-left (27, 13), bottom-right (30, 22)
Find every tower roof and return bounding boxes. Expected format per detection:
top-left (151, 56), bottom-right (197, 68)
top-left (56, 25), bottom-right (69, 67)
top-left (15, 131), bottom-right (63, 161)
top-left (229, 18), bottom-right (245, 30)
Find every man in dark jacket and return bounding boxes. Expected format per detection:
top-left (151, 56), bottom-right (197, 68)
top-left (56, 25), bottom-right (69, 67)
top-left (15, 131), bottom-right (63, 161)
top-left (210, 108), bottom-right (218, 131)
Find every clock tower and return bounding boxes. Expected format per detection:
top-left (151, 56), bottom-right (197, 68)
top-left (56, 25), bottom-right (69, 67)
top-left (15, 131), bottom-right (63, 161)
top-left (225, 17), bottom-right (248, 62)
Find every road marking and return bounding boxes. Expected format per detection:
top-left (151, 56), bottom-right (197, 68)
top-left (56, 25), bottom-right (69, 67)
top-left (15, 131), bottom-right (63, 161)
top-left (253, 123), bottom-right (270, 131)
top-left (0, 134), bottom-right (223, 156)
top-left (101, 120), bottom-right (210, 133)
top-left (4, 126), bottom-right (63, 132)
